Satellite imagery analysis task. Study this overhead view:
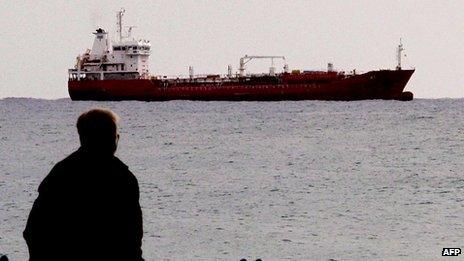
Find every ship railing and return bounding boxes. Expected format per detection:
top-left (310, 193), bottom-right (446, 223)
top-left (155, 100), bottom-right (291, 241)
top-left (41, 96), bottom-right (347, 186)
top-left (156, 72), bottom-right (283, 81)
top-left (157, 74), bottom-right (233, 81)
top-left (158, 76), bottom-right (236, 84)
top-left (124, 50), bottom-right (151, 55)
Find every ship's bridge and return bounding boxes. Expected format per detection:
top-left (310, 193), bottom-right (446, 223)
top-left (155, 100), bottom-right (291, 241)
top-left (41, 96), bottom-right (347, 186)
top-left (112, 40), bottom-right (151, 56)
top-left (69, 8), bottom-right (152, 81)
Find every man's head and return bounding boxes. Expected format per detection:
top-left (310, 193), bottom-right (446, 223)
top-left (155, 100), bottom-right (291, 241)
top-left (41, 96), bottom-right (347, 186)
top-left (77, 108), bottom-right (120, 155)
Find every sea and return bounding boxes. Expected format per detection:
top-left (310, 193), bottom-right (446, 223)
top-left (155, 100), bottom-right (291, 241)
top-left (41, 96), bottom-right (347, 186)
top-left (0, 98), bottom-right (463, 260)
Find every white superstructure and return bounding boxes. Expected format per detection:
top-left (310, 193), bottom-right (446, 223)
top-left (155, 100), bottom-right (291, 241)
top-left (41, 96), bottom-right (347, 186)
top-left (69, 8), bottom-right (151, 81)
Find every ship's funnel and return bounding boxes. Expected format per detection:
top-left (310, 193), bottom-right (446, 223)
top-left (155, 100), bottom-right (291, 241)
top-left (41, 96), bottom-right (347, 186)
top-left (90, 28), bottom-right (109, 59)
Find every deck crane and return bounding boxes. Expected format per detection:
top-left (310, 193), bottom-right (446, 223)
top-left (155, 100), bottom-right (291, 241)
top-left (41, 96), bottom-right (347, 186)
top-left (239, 55), bottom-right (287, 77)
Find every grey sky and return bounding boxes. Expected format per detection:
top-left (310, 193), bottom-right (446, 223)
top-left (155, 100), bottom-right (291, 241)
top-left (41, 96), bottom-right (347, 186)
top-left (0, 0), bottom-right (462, 99)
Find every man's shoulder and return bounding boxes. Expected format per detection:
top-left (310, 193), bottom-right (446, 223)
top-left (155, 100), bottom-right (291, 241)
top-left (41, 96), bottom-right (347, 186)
top-left (50, 150), bottom-right (85, 174)
top-left (112, 156), bottom-right (129, 171)
top-left (112, 156), bottom-right (138, 183)
top-left (39, 151), bottom-right (138, 192)
top-left (38, 150), bottom-right (81, 193)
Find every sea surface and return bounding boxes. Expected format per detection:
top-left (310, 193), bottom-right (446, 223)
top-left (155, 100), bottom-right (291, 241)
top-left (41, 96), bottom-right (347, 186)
top-left (0, 98), bottom-right (463, 260)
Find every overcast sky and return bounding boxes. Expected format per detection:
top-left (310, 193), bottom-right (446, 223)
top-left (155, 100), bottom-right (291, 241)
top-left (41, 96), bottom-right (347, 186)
top-left (0, 0), bottom-right (462, 99)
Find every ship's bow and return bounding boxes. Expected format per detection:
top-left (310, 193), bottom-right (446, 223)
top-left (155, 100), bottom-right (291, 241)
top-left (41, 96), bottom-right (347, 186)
top-left (390, 69), bottom-right (415, 101)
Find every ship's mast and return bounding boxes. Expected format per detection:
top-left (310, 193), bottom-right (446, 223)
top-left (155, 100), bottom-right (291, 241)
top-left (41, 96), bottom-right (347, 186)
top-left (116, 8), bottom-right (125, 42)
top-left (396, 38), bottom-right (404, 70)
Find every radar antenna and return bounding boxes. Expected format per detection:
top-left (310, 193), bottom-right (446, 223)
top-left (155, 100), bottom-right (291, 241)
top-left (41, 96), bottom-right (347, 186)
top-left (125, 26), bottom-right (136, 39)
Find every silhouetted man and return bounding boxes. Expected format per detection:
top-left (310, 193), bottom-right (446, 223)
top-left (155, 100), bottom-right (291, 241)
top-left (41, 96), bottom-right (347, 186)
top-left (24, 108), bottom-right (144, 261)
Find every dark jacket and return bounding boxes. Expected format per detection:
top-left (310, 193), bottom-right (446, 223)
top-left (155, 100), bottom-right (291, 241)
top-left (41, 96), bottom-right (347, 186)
top-left (24, 148), bottom-right (144, 261)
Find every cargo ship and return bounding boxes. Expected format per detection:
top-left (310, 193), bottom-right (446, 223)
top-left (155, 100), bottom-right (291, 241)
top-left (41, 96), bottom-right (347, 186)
top-left (68, 9), bottom-right (414, 101)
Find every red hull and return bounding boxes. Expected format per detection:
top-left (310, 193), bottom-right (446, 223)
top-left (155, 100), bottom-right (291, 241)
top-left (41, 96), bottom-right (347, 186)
top-left (69, 70), bottom-right (414, 101)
